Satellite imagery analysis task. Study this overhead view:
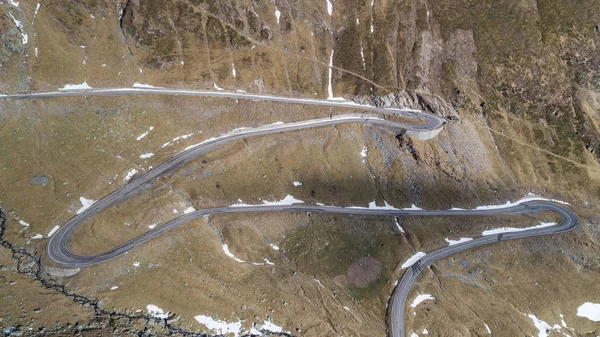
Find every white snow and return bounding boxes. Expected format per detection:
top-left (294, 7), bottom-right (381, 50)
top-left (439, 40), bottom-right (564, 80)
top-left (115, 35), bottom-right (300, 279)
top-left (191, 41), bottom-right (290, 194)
top-left (410, 334), bottom-right (419, 337)
top-left (257, 319), bottom-right (286, 334)
top-left (292, 181), bottom-right (303, 187)
top-left (77, 197), bottom-right (96, 214)
top-left (360, 146), bottom-right (368, 159)
top-left (8, 0), bottom-right (19, 7)
top-left (275, 8), bottom-right (281, 24)
top-left (133, 82), bottom-right (157, 88)
top-left (124, 169), bottom-right (138, 181)
top-left (326, 0), bottom-right (333, 16)
top-left (343, 306), bottom-right (351, 311)
top-left (401, 252), bottom-right (426, 269)
top-left (327, 49), bottom-right (345, 100)
top-left (560, 314), bottom-right (567, 327)
top-left (233, 195), bottom-right (304, 207)
top-left (422, 329), bottom-right (429, 335)
top-left (9, 13), bottom-right (28, 45)
top-left (370, 23), bottom-right (374, 33)
top-left (445, 237), bottom-right (473, 246)
top-left (161, 132), bottom-right (194, 148)
top-left (34, 47), bottom-right (38, 57)
top-left (59, 82), bottom-right (92, 91)
top-left (410, 294), bottom-right (435, 308)
top-left (194, 315), bottom-right (242, 336)
top-left (147, 304), bottom-right (170, 319)
top-left (139, 153), bottom-right (154, 159)
top-left (148, 224), bottom-right (157, 229)
top-left (110, 286), bottom-right (119, 290)
top-left (526, 314), bottom-right (555, 337)
top-left (34, 3), bottom-right (41, 20)
top-left (222, 244), bottom-right (245, 263)
top-left (576, 302), bottom-right (600, 321)
top-left (18, 220), bottom-right (30, 227)
top-left (31, 234), bottom-right (43, 240)
top-left (133, 261), bottom-right (140, 268)
top-left (46, 225), bottom-right (60, 238)
top-left (394, 217), bottom-right (405, 233)
top-left (360, 46), bottom-right (366, 70)
top-left (270, 243), bottom-right (280, 251)
top-left (261, 195), bottom-right (304, 206)
top-left (183, 207), bottom-right (196, 214)
top-left (232, 63), bottom-right (236, 77)
top-left (213, 83), bottom-right (224, 91)
top-left (482, 222), bottom-right (556, 236)
top-left (136, 126), bottom-right (154, 140)
top-left (484, 322), bottom-right (491, 334)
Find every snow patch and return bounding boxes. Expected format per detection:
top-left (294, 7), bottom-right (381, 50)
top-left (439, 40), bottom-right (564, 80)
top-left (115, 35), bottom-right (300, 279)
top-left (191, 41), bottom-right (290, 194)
top-left (194, 315), bottom-right (242, 336)
top-left (576, 302), bottom-right (600, 321)
top-left (133, 82), bottom-right (158, 88)
top-left (139, 153), bottom-right (154, 159)
top-left (110, 286), bottom-right (118, 290)
top-left (326, 0), bottom-right (333, 15)
top-left (34, 3), bottom-right (41, 20)
top-left (270, 243), bottom-right (280, 251)
top-left (526, 314), bottom-right (557, 337)
top-left (445, 237), bottom-right (473, 246)
top-left (161, 132), bottom-right (194, 148)
top-left (256, 319), bottom-right (287, 334)
top-left (222, 244), bottom-right (245, 263)
top-left (275, 8), bottom-right (281, 24)
top-left (31, 234), bottom-right (43, 240)
top-left (422, 329), bottom-right (429, 335)
top-left (232, 195), bottom-right (304, 207)
top-left (482, 222), bottom-right (556, 236)
top-left (147, 304), bottom-right (170, 319)
top-left (18, 220), bottom-right (30, 227)
top-left (8, 0), bottom-right (19, 7)
top-left (410, 294), bottom-right (435, 308)
top-left (213, 83), bottom-right (224, 91)
top-left (232, 63), bottom-right (236, 77)
top-left (133, 261), bottom-right (140, 268)
top-left (401, 252), bottom-right (426, 269)
top-left (46, 225), bottom-right (60, 238)
top-left (77, 197), bottom-right (96, 214)
top-left (124, 169), bottom-right (138, 181)
top-left (183, 207), bottom-right (196, 214)
top-left (327, 49), bottom-right (344, 100)
top-left (484, 322), bottom-right (491, 334)
top-left (136, 126), bottom-right (154, 140)
top-left (261, 195), bottom-right (304, 206)
top-left (394, 217), bottom-right (405, 234)
top-left (9, 13), bottom-right (28, 45)
top-left (360, 146), bottom-right (368, 159)
top-left (292, 181), bottom-right (303, 187)
top-left (59, 82), bottom-right (92, 91)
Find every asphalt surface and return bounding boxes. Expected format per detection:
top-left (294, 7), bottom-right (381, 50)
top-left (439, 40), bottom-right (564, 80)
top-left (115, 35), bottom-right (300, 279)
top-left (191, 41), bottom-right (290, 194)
top-left (2, 88), bottom-right (577, 337)
top-left (0, 87), bottom-right (441, 128)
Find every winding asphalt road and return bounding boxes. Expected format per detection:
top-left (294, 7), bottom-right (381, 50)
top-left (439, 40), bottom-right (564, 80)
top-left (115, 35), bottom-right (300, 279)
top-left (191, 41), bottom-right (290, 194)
top-left (2, 88), bottom-right (578, 337)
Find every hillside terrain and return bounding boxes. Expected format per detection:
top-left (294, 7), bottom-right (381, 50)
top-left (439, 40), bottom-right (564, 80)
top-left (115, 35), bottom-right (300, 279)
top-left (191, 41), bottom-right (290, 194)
top-left (1, 0), bottom-right (600, 336)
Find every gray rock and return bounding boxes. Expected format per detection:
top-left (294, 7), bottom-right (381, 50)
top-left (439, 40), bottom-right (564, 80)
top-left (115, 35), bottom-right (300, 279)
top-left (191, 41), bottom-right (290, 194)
top-left (28, 175), bottom-right (49, 187)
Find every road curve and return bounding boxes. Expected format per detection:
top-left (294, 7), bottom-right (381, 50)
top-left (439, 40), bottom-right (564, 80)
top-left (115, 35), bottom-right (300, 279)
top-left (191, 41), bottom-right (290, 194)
top-left (6, 89), bottom-right (574, 336)
top-left (388, 201), bottom-right (577, 337)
